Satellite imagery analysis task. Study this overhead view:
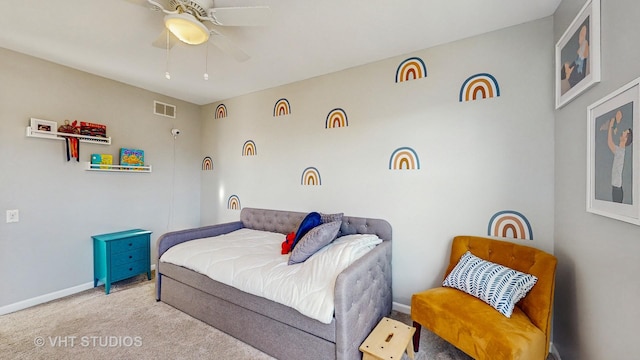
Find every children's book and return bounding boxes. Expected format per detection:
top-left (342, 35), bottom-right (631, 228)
top-left (120, 148), bottom-right (144, 169)
top-left (90, 154), bottom-right (113, 169)
top-left (80, 122), bottom-right (107, 137)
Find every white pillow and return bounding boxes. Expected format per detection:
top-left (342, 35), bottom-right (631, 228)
top-left (442, 251), bottom-right (538, 318)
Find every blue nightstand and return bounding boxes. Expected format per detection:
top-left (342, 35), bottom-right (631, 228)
top-left (92, 229), bottom-right (152, 294)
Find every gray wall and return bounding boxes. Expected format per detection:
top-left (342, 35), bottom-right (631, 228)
top-left (200, 17), bottom-right (555, 306)
top-left (554, 0), bottom-right (640, 358)
top-left (0, 48), bottom-right (202, 308)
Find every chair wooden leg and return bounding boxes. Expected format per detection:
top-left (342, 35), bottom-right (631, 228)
top-left (412, 321), bottom-right (421, 352)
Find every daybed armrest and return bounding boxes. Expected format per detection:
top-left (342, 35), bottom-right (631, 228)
top-left (156, 221), bottom-right (243, 300)
top-left (156, 221), bottom-right (244, 258)
top-left (333, 241), bottom-right (392, 360)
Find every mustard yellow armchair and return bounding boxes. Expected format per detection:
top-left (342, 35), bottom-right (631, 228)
top-left (411, 235), bottom-right (557, 360)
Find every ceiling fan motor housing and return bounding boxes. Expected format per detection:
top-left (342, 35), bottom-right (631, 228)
top-left (169, 0), bottom-right (213, 17)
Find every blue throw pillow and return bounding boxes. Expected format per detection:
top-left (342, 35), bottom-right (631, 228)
top-left (291, 212), bottom-right (322, 251)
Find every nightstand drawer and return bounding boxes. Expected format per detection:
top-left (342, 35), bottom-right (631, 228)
top-left (111, 247), bottom-right (148, 266)
top-left (111, 260), bottom-right (149, 282)
top-left (111, 236), bottom-right (147, 253)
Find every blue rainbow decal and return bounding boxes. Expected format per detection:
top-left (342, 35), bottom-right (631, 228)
top-left (487, 210), bottom-right (533, 240)
top-left (215, 104), bottom-right (227, 119)
top-left (389, 147), bottom-right (420, 170)
top-left (459, 73), bottom-right (500, 102)
top-left (325, 108), bottom-right (348, 128)
top-left (273, 98), bottom-right (291, 117)
top-left (202, 156), bottom-right (213, 171)
top-left (395, 57), bottom-right (427, 83)
top-left (242, 140), bottom-right (257, 156)
top-left (301, 167), bottom-right (322, 185)
top-left (227, 195), bottom-right (241, 210)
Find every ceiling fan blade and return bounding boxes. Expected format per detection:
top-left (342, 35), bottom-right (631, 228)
top-left (209, 6), bottom-right (271, 26)
top-left (124, 0), bottom-right (172, 11)
top-left (209, 32), bottom-right (250, 62)
top-left (151, 29), bottom-right (180, 49)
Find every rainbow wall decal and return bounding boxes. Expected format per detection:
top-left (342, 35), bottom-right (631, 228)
top-left (215, 104), bottom-right (227, 119)
top-left (325, 108), bottom-right (348, 129)
top-left (242, 140), bottom-right (257, 156)
top-left (202, 156), bottom-right (213, 171)
top-left (459, 73), bottom-right (500, 102)
top-left (487, 210), bottom-right (533, 240)
top-left (395, 57), bottom-right (427, 83)
top-left (389, 147), bottom-right (420, 170)
top-left (301, 167), bottom-right (322, 185)
top-left (227, 195), bottom-right (241, 210)
top-left (273, 98), bottom-right (291, 117)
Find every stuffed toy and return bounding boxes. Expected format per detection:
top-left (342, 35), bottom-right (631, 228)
top-left (281, 231), bottom-right (296, 255)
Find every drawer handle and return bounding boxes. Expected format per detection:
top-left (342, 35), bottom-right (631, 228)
top-left (129, 268), bottom-right (133, 271)
top-left (129, 255), bottom-right (133, 259)
top-left (128, 243), bottom-right (133, 247)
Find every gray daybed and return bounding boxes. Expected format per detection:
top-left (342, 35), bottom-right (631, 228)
top-left (156, 207), bottom-right (392, 360)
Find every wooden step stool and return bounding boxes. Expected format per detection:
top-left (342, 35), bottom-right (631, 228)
top-left (359, 317), bottom-right (416, 360)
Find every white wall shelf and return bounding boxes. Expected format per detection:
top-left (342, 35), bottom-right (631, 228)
top-left (26, 126), bottom-right (111, 145)
top-left (84, 162), bottom-right (152, 173)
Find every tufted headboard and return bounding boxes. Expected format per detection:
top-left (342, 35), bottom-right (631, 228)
top-left (240, 207), bottom-right (392, 242)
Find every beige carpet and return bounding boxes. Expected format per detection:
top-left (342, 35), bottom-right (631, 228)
top-left (0, 275), bottom-right (492, 360)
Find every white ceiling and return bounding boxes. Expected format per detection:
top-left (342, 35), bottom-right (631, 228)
top-left (0, 0), bottom-right (561, 105)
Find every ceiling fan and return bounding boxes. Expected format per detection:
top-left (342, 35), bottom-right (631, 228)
top-left (133, 0), bottom-right (271, 62)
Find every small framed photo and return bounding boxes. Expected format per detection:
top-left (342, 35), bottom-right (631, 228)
top-left (555, 0), bottom-right (601, 109)
top-left (30, 118), bottom-right (58, 138)
top-left (587, 77), bottom-right (640, 225)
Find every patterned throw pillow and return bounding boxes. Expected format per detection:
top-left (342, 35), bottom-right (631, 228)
top-left (288, 220), bottom-right (342, 265)
top-left (442, 251), bottom-right (538, 318)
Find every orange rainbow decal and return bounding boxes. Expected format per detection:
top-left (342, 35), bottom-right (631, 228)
top-left (389, 147), bottom-right (420, 170)
top-left (273, 98), bottom-right (291, 117)
top-left (242, 140), bottom-right (256, 156)
top-left (488, 210), bottom-right (533, 240)
top-left (325, 108), bottom-right (348, 128)
top-left (395, 57), bottom-right (427, 83)
top-left (215, 104), bottom-right (227, 119)
top-left (301, 167), bottom-right (321, 185)
top-left (459, 73), bottom-right (500, 102)
top-left (202, 156), bottom-right (213, 171)
top-left (227, 195), bottom-right (241, 210)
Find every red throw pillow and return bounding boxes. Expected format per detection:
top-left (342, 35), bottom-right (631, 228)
top-left (281, 231), bottom-right (296, 254)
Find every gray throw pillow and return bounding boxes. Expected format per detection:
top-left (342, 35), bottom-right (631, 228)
top-left (288, 220), bottom-right (342, 265)
top-left (320, 212), bottom-right (343, 224)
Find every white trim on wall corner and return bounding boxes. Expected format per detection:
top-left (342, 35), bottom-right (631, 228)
top-left (0, 264), bottom-right (156, 316)
top-left (392, 301), bottom-right (411, 314)
top-left (550, 342), bottom-right (562, 360)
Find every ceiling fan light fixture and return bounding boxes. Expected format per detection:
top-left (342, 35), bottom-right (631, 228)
top-left (164, 13), bottom-right (209, 45)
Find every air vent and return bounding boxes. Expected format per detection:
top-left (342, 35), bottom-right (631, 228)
top-left (154, 101), bottom-right (176, 118)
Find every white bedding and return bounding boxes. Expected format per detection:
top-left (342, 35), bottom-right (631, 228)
top-left (159, 228), bottom-right (382, 324)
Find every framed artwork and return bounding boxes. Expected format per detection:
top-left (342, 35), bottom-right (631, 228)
top-left (30, 118), bottom-right (58, 138)
top-left (587, 77), bottom-right (640, 225)
top-left (555, 0), bottom-right (601, 109)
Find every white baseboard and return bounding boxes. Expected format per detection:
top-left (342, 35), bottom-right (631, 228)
top-left (550, 342), bottom-right (562, 360)
top-left (0, 265), bottom-right (156, 316)
top-left (0, 281), bottom-right (94, 316)
top-left (392, 301), bottom-right (411, 314)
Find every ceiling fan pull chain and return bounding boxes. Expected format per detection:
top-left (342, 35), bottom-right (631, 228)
top-left (204, 41), bottom-right (209, 81)
top-left (165, 31), bottom-right (171, 80)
